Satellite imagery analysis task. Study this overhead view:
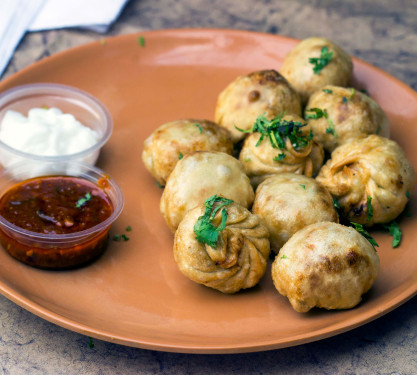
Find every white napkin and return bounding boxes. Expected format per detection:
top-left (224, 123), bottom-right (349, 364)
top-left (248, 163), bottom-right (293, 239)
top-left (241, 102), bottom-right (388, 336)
top-left (0, 0), bottom-right (129, 78)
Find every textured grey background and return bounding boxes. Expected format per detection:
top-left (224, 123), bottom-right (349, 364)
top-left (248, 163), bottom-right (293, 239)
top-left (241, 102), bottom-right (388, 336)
top-left (2, 0), bottom-right (417, 374)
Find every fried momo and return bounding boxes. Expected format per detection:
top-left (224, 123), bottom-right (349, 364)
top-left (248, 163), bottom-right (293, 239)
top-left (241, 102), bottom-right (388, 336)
top-left (174, 200), bottom-right (270, 293)
top-left (239, 114), bottom-right (324, 187)
top-left (160, 151), bottom-right (254, 232)
top-left (317, 135), bottom-right (415, 225)
top-left (272, 222), bottom-right (380, 312)
top-left (142, 119), bottom-right (233, 185)
top-left (214, 70), bottom-right (302, 143)
top-left (305, 86), bottom-right (390, 152)
top-left (280, 37), bottom-right (353, 103)
top-left (252, 173), bottom-right (338, 253)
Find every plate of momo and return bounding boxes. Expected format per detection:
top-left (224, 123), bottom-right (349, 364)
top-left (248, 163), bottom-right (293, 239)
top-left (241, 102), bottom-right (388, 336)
top-left (0, 29), bottom-right (416, 353)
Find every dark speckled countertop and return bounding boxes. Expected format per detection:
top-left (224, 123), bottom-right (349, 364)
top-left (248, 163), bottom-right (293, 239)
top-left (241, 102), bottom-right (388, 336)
top-left (2, 1), bottom-right (417, 374)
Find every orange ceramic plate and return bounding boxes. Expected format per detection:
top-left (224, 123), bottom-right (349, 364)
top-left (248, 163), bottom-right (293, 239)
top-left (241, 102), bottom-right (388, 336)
top-left (0, 29), bottom-right (416, 354)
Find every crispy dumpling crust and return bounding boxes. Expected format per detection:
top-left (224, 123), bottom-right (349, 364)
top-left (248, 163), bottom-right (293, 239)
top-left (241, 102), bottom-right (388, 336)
top-left (174, 201), bottom-right (270, 294)
top-left (280, 37), bottom-right (353, 103)
top-left (317, 135), bottom-right (415, 225)
top-left (215, 70), bottom-right (302, 143)
top-left (271, 222), bottom-right (380, 312)
top-left (239, 114), bottom-right (324, 187)
top-left (160, 151), bottom-right (254, 232)
top-left (252, 173), bottom-right (338, 253)
top-left (305, 85), bottom-right (390, 152)
top-left (142, 119), bottom-right (233, 185)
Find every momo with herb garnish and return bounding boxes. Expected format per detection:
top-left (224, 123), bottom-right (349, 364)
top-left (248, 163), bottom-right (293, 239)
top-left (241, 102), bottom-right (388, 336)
top-left (305, 85), bottom-right (390, 152)
top-left (272, 222), bottom-right (380, 313)
top-left (142, 119), bottom-right (233, 186)
top-left (215, 69), bottom-right (302, 143)
top-left (174, 197), bottom-right (270, 294)
top-left (280, 37), bottom-right (353, 103)
top-left (317, 135), bottom-right (415, 226)
top-left (238, 113), bottom-right (324, 187)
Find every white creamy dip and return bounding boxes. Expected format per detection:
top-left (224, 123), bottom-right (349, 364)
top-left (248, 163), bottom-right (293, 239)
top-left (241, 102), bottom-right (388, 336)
top-left (0, 107), bottom-right (99, 157)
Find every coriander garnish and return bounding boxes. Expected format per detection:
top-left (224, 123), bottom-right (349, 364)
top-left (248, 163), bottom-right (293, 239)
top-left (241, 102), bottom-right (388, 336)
top-left (280, 255), bottom-right (288, 259)
top-left (236, 114), bottom-right (312, 161)
top-left (75, 192), bottom-right (92, 208)
top-left (351, 222), bottom-right (378, 249)
top-left (273, 153), bottom-right (286, 161)
top-left (322, 89), bottom-right (333, 94)
top-left (178, 152), bottom-right (183, 160)
top-left (194, 195), bottom-right (233, 248)
top-left (194, 123), bottom-right (203, 133)
top-left (126, 225), bottom-right (132, 232)
top-left (113, 234), bottom-right (130, 242)
top-left (349, 88), bottom-right (355, 99)
top-left (244, 157), bottom-right (251, 162)
top-left (342, 97), bottom-right (348, 104)
top-left (138, 36), bottom-right (145, 47)
top-left (309, 46), bottom-right (333, 75)
top-left (383, 221), bottom-right (402, 248)
top-left (366, 196), bottom-right (373, 222)
top-left (305, 107), bottom-right (338, 137)
top-left (406, 191), bottom-right (410, 199)
top-left (88, 337), bottom-right (94, 348)
top-left (299, 184), bottom-right (306, 190)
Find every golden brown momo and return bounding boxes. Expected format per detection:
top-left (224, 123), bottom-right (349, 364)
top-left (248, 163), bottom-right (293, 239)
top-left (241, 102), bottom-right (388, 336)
top-left (214, 70), bottom-right (302, 143)
top-left (239, 113), bottom-right (324, 187)
top-left (305, 85), bottom-right (390, 152)
top-left (174, 196), bottom-right (270, 293)
top-left (280, 37), bottom-right (353, 103)
top-left (160, 151), bottom-right (254, 232)
top-left (317, 135), bottom-right (415, 226)
top-left (142, 119), bottom-right (233, 186)
top-left (272, 222), bottom-right (380, 313)
top-left (252, 173), bottom-right (338, 253)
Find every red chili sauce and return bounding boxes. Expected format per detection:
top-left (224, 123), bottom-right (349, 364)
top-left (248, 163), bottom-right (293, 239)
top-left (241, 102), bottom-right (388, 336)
top-left (0, 176), bottom-right (114, 269)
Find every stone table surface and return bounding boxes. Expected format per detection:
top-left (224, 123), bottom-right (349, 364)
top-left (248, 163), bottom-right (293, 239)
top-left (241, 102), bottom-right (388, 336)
top-left (2, 0), bottom-right (417, 374)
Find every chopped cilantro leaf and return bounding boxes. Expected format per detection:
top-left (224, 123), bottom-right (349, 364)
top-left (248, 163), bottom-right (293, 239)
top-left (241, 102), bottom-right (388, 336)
top-left (194, 195), bottom-right (233, 247)
top-left (113, 234), bottom-right (130, 242)
top-left (89, 337), bottom-right (94, 348)
top-left (178, 152), bottom-right (183, 160)
top-left (349, 88), bottom-right (356, 99)
top-left (244, 157), bottom-right (251, 162)
top-left (126, 226), bottom-right (132, 232)
top-left (280, 255), bottom-right (288, 259)
top-left (156, 181), bottom-right (163, 189)
top-left (351, 222), bottom-right (379, 249)
top-left (406, 191), bottom-right (410, 199)
top-left (325, 118), bottom-right (337, 137)
top-left (333, 197), bottom-right (340, 210)
top-left (308, 46), bottom-right (333, 75)
top-left (75, 192), bottom-right (92, 208)
top-left (322, 89), bottom-right (333, 94)
top-left (306, 107), bottom-right (337, 137)
top-left (299, 184), bottom-right (306, 190)
top-left (383, 221), bottom-right (402, 248)
top-left (342, 97), bottom-right (348, 104)
top-left (366, 196), bottom-right (373, 222)
top-left (194, 123), bottom-right (203, 133)
top-left (236, 114), bottom-right (312, 162)
top-left (138, 36), bottom-right (145, 47)
top-left (273, 153), bottom-right (286, 161)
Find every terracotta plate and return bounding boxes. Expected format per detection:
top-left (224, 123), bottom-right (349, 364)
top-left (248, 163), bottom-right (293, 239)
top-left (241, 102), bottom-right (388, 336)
top-left (0, 29), bottom-right (416, 354)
